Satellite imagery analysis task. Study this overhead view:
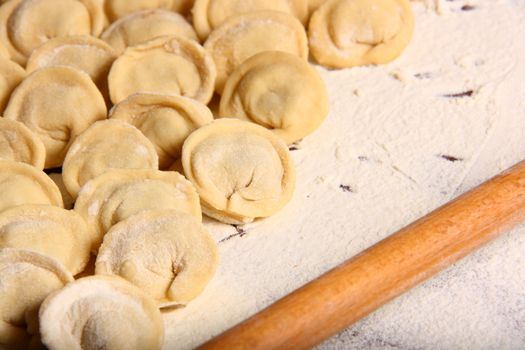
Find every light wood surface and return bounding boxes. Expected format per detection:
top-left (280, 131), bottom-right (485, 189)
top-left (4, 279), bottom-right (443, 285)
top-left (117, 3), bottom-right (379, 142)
top-left (199, 160), bottom-right (525, 350)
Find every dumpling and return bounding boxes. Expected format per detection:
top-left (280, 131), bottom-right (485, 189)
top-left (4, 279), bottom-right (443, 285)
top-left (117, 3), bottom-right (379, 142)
top-left (0, 56), bottom-right (25, 115)
top-left (0, 118), bottom-right (45, 169)
top-left (104, 0), bottom-right (194, 22)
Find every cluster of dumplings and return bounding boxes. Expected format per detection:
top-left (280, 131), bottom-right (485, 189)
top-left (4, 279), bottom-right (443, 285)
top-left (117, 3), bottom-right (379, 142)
top-left (0, 0), bottom-right (415, 349)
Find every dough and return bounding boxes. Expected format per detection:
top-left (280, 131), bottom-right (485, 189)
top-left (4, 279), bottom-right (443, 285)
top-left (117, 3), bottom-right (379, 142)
top-left (182, 118), bottom-right (296, 224)
top-left (0, 118), bottom-right (45, 169)
top-left (104, 0), bottom-right (194, 22)
top-left (220, 51), bottom-right (329, 144)
top-left (96, 210), bottom-right (219, 307)
top-left (307, 0), bottom-right (327, 13)
top-left (308, 0), bottom-right (415, 68)
top-left (0, 160), bottom-right (63, 212)
top-left (26, 35), bottom-right (117, 104)
top-left (192, 0), bottom-right (308, 40)
top-left (39, 275), bottom-right (164, 350)
top-left (101, 9), bottom-right (198, 55)
top-left (3, 66), bottom-right (107, 169)
top-left (110, 93), bottom-right (214, 169)
top-left (0, 0), bottom-right (104, 65)
top-left (62, 119), bottom-right (159, 199)
top-left (74, 169), bottom-right (202, 252)
top-left (0, 56), bottom-right (24, 115)
top-left (204, 10), bottom-right (308, 93)
top-left (48, 173), bottom-right (75, 210)
top-left (0, 204), bottom-right (91, 275)
top-left (0, 248), bottom-right (73, 349)
top-left (109, 36), bottom-right (216, 105)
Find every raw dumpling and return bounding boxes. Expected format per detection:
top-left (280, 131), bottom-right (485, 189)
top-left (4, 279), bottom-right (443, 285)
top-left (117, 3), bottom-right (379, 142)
top-left (62, 119), bottom-right (159, 199)
top-left (0, 118), bottom-right (45, 169)
top-left (48, 173), bottom-right (75, 210)
top-left (307, 0), bottom-right (327, 14)
top-left (96, 210), bottom-right (219, 307)
top-left (104, 0), bottom-right (194, 22)
top-left (0, 204), bottom-right (91, 275)
top-left (0, 57), bottom-right (24, 114)
top-left (308, 0), bottom-right (415, 68)
top-left (0, 248), bottom-right (73, 349)
top-left (26, 35), bottom-right (117, 104)
top-left (39, 275), bottom-right (164, 350)
top-left (108, 36), bottom-right (216, 104)
top-left (101, 9), bottom-right (198, 55)
top-left (220, 51), bottom-right (329, 144)
top-left (192, 0), bottom-right (308, 40)
top-left (110, 93), bottom-right (213, 169)
top-left (0, 0), bottom-right (104, 65)
top-left (204, 11), bottom-right (308, 93)
top-left (3, 66), bottom-right (107, 169)
top-left (182, 118), bottom-right (296, 224)
top-left (74, 169), bottom-right (202, 252)
top-left (0, 160), bottom-right (63, 212)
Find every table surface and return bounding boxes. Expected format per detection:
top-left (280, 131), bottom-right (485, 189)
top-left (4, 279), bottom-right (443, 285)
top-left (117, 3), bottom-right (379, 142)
top-left (163, 1), bottom-right (525, 349)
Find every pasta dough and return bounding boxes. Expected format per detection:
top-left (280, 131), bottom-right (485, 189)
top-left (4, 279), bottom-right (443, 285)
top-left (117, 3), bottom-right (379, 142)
top-left (0, 0), bottom-right (104, 65)
top-left (204, 10), bottom-right (308, 93)
top-left (39, 275), bottom-right (164, 350)
top-left (101, 9), bottom-right (198, 55)
top-left (62, 119), bottom-right (159, 199)
top-left (26, 35), bottom-right (117, 104)
top-left (220, 51), bottom-right (329, 144)
top-left (74, 169), bottom-right (202, 252)
top-left (0, 56), bottom-right (24, 115)
top-left (96, 210), bottom-right (218, 307)
top-left (110, 93), bottom-right (213, 169)
top-left (104, 0), bottom-right (194, 22)
top-left (308, 0), bottom-right (415, 68)
top-left (0, 118), bottom-right (45, 169)
top-left (182, 118), bottom-right (296, 224)
top-left (108, 36), bottom-right (216, 105)
top-left (3, 66), bottom-right (107, 169)
top-left (192, 0), bottom-right (308, 40)
top-left (0, 204), bottom-right (91, 275)
top-left (0, 160), bottom-right (63, 212)
top-left (0, 248), bottom-right (73, 349)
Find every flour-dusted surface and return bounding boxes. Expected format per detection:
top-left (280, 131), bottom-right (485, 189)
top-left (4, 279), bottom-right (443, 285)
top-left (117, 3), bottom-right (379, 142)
top-left (163, 1), bottom-right (525, 349)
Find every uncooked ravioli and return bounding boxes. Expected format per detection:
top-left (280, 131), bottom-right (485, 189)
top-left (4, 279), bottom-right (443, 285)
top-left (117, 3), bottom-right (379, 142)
top-left (74, 169), bottom-right (202, 252)
top-left (62, 119), bottom-right (159, 199)
top-left (182, 118), bottom-right (296, 224)
top-left (109, 93), bottom-right (213, 169)
top-left (0, 118), bottom-right (45, 169)
top-left (204, 10), bottom-right (308, 93)
top-left (101, 9), bottom-right (198, 54)
top-left (96, 210), bottom-right (219, 307)
top-left (3, 66), bottom-right (107, 169)
top-left (108, 36), bottom-right (216, 104)
top-left (104, 0), bottom-right (194, 21)
top-left (0, 56), bottom-right (24, 115)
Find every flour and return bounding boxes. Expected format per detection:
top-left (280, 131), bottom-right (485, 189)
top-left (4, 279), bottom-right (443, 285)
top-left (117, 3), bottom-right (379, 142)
top-left (162, 1), bottom-right (525, 349)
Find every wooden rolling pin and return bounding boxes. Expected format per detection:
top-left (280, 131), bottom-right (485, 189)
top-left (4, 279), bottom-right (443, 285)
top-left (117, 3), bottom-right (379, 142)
top-left (200, 160), bottom-right (525, 350)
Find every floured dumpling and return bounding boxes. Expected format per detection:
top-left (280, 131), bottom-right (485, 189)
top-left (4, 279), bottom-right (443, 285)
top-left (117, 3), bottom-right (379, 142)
top-left (104, 0), bottom-right (194, 22)
top-left (0, 248), bottom-right (73, 349)
top-left (62, 120), bottom-right (159, 199)
top-left (307, 0), bottom-right (327, 14)
top-left (0, 118), bottom-right (45, 169)
top-left (0, 57), bottom-right (24, 114)
top-left (26, 35), bottom-right (117, 103)
top-left (192, 0), bottom-right (308, 40)
top-left (96, 210), bottom-right (218, 307)
top-left (110, 93), bottom-right (213, 169)
top-left (0, 160), bottom-right (63, 212)
top-left (0, 204), bottom-right (91, 275)
top-left (48, 173), bottom-right (75, 210)
top-left (308, 0), bottom-right (415, 68)
top-left (220, 51), bottom-right (329, 144)
top-left (204, 11), bottom-right (308, 93)
top-left (74, 169), bottom-right (202, 252)
top-left (4, 66), bottom-right (107, 169)
top-left (39, 275), bottom-right (164, 350)
top-left (0, 0), bottom-right (104, 65)
top-left (182, 118), bottom-right (296, 224)
top-left (108, 36), bottom-right (216, 105)
top-left (101, 9), bottom-right (198, 55)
